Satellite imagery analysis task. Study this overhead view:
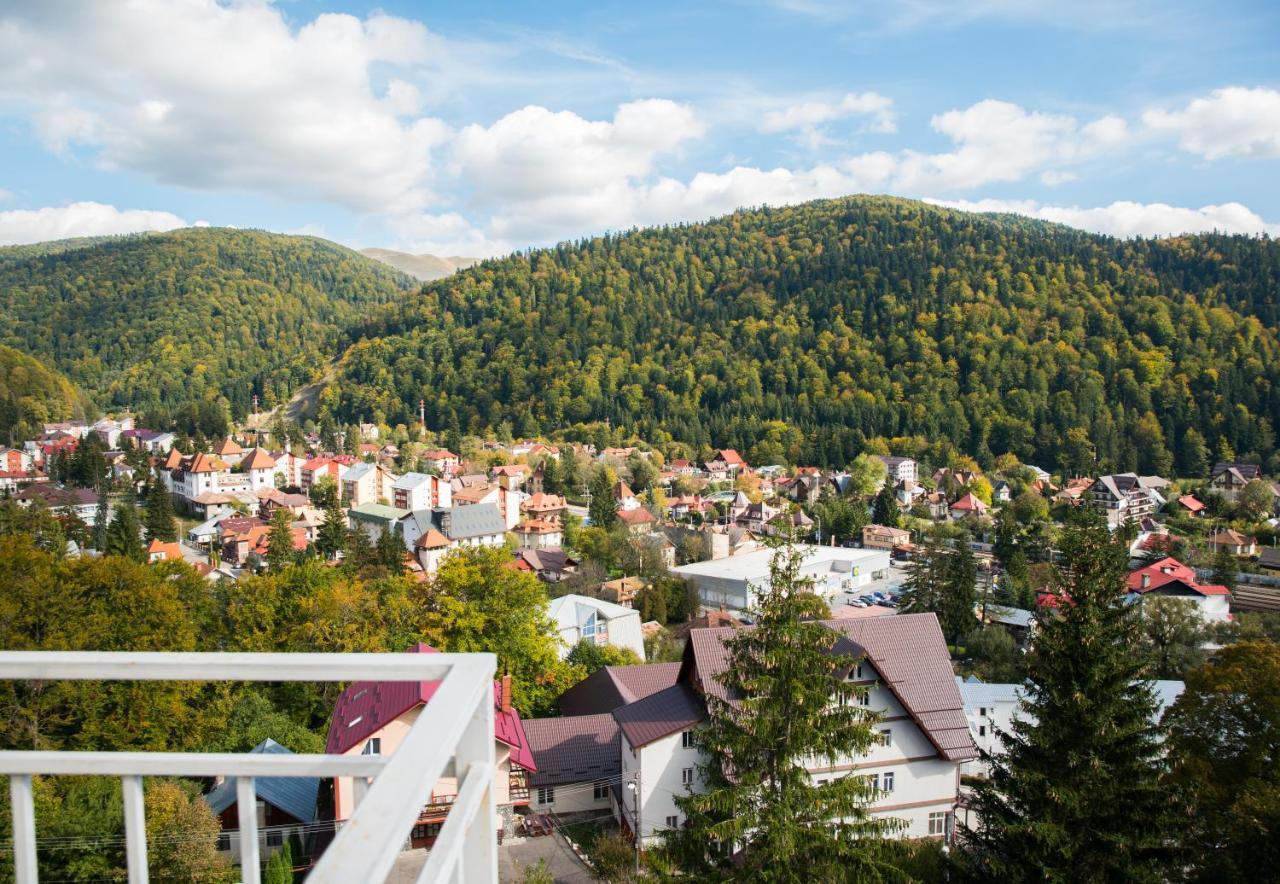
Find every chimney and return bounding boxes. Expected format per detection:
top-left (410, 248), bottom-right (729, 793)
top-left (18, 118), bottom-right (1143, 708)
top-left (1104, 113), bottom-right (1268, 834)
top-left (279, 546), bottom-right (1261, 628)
top-left (1141, 573), bottom-right (1150, 589)
top-left (500, 675), bottom-right (512, 713)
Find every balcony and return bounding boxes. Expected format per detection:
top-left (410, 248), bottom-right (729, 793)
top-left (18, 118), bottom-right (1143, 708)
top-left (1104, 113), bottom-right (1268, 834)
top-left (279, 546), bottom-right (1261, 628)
top-left (509, 769), bottom-right (530, 803)
top-left (0, 650), bottom-right (499, 884)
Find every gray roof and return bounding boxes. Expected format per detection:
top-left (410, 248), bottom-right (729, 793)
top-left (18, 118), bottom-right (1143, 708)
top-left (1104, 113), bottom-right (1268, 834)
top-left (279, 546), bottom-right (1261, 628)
top-left (558, 663), bottom-right (682, 716)
top-left (440, 502), bottom-right (506, 540)
top-left (204, 739), bottom-right (319, 824)
top-left (987, 606), bottom-right (1034, 628)
top-left (612, 683), bottom-right (705, 749)
top-left (523, 714), bottom-right (620, 787)
top-left (1259, 547), bottom-right (1280, 569)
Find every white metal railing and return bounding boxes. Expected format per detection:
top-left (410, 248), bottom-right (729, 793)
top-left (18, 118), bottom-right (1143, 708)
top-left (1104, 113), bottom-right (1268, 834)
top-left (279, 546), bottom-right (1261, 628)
top-left (0, 651), bottom-right (498, 884)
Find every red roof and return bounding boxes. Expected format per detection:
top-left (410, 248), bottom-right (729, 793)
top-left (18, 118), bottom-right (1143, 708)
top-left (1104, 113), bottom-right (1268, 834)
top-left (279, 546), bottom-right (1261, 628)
top-left (716, 449), bottom-right (746, 466)
top-left (325, 644), bottom-right (536, 771)
top-left (950, 492), bottom-right (988, 512)
top-left (618, 507), bottom-right (655, 526)
top-left (1176, 494), bottom-right (1205, 513)
top-left (1127, 557), bottom-right (1231, 597)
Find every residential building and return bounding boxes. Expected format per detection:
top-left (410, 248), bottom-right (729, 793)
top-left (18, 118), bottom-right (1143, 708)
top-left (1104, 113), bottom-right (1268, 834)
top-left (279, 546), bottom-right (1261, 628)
top-left (600, 576), bottom-right (646, 607)
top-left (348, 502), bottom-right (410, 543)
top-left (617, 506), bottom-right (656, 535)
top-left (548, 595), bottom-right (646, 660)
top-left (327, 645), bottom-right (536, 847)
top-left (120, 428), bottom-right (175, 453)
top-left (421, 448), bottom-right (461, 478)
top-left (862, 523), bottom-right (911, 551)
top-left (146, 539), bottom-right (184, 563)
top-left (1089, 473), bottom-right (1160, 528)
top-left (341, 461), bottom-right (398, 507)
top-left (512, 547), bottom-right (579, 583)
top-left (614, 481), bottom-right (641, 512)
top-left (1210, 462), bottom-right (1263, 503)
top-left (1176, 494), bottom-right (1205, 517)
top-left (877, 456), bottom-right (917, 485)
top-left (300, 457), bottom-right (347, 496)
top-left (949, 493), bottom-right (990, 520)
top-left (512, 518), bottom-right (562, 550)
top-left (557, 663), bottom-right (683, 717)
top-left (213, 438), bottom-right (245, 467)
top-left (239, 448), bottom-right (277, 491)
top-left (401, 503), bottom-right (507, 575)
top-left (2, 447), bottom-right (32, 472)
top-left (393, 471), bottom-right (451, 511)
top-left (524, 714), bottom-right (620, 815)
top-left (1208, 529), bottom-right (1257, 557)
top-left (490, 463), bottom-right (530, 491)
top-left (1126, 557), bottom-right (1232, 623)
top-left (674, 545), bottom-right (891, 613)
top-left (521, 492), bottom-right (568, 523)
top-left (15, 485), bottom-right (101, 526)
top-left (204, 739), bottom-right (319, 858)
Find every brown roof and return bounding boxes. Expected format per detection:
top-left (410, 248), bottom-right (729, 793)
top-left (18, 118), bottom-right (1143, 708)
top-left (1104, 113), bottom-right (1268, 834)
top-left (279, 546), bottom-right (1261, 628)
top-left (612, 683), bottom-right (705, 749)
top-left (618, 507), bottom-right (655, 526)
top-left (523, 714), bottom-right (620, 787)
top-left (1210, 529), bottom-right (1255, 545)
top-left (241, 447), bottom-right (276, 469)
top-left (686, 613), bottom-right (976, 762)
top-left (187, 452), bottom-right (225, 473)
top-left (557, 663), bottom-right (682, 716)
top-left (214, 438), bottom-right (243, 456)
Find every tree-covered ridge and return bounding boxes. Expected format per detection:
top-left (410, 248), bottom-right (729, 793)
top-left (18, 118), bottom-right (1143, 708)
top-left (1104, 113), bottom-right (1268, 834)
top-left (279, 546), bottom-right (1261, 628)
top-left (332, 196), bottom-right (1280, 473)
top-left (0, 228), bottom-right (414, 420)
top-left (0, 344), bottom-right (92, 445)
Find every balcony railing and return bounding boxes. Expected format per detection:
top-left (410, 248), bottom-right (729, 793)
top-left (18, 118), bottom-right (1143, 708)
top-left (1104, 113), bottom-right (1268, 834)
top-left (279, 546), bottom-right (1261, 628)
top-left (0, 650), bottom-right (498, 884)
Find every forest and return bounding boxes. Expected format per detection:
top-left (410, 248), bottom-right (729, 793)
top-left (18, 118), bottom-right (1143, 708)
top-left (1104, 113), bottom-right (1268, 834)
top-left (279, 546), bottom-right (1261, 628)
top-left (327, 196), bottom-right (1280, 474)
top-left (0, 344), bottom-right (92, 446)
top-left (0, 228), bottom-right (412, 425)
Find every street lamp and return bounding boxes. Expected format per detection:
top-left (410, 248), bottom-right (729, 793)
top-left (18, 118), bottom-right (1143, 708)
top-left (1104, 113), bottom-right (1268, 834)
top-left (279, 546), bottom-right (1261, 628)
top-left (626, 779), bottom-right (641, 873)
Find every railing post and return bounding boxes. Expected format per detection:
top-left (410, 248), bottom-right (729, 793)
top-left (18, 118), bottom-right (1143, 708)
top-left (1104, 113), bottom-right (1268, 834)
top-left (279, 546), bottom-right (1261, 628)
top-left (236, 776), bottom-right (261, 884)
top-left (455, 676), bottom-right (496, 883)
top-left (10, 774), bottom-right (38, 884)
top-left (121, 775), bottom-right (148, 884)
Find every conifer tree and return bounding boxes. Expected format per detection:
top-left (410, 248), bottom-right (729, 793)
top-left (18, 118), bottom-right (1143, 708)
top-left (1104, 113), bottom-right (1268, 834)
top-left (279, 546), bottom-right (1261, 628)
top-left (264, 508), bottom-right (296, 571)
top-left (899, 530), bottom-right (946, 618)
top-left (315, 495), bottom-right (347, 560)
top-left (375, 525), bottom-right (405, 574)
top-left (871, 482), bottom-right (900, 527)
top-left (104, 497), bottom-right (145, 561)
top-left (958, 507), bottom-right (1178, 882)
top-left (939, 534), bottom-right (978, 642)
top-left (143, 480), bottom-right (177, 543)
top-left (588, 468), bottom-right (619, 530)
top-left (665, 536), bottom-right (899, 879)
top-left (93, 486), bottom-right (111, 551)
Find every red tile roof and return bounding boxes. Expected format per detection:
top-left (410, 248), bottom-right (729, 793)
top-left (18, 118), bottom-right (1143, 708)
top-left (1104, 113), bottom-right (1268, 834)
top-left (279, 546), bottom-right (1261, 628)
top-left (1176, 494), bottom-right (1205, 513)
top-left (325, 644), bottom-right (536, 771)
top-left (241, 448), bottom-right (276, 470)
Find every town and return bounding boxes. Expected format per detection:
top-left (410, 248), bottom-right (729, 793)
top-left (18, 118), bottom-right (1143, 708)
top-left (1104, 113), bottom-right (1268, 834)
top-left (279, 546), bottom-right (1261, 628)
top-left (3, 409), bottom-right (1277, 880)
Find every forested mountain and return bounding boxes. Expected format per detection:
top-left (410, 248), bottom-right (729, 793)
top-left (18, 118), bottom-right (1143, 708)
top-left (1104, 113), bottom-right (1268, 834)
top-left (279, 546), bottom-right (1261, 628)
top-left (330, 196), bottom-right (1280, 474)
top-left (0, 228), bottom-right (413, 423)
top-left (0, 344), bottom-right (92, 446)
top-left (359, 248), bottom-right (480, 281)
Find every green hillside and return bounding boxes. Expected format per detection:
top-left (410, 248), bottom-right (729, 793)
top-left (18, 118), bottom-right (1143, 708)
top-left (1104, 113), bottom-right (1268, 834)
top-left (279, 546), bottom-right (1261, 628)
top-left (0, 228), bottom-right (414, 424)
top-left (330, 196), bottom-right (1280, 474)
top-left (0, 344), bottom-right (92, 445)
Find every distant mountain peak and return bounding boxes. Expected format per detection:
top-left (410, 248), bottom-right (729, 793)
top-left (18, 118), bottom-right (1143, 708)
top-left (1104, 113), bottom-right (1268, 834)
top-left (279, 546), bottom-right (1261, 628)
top-left (359, 248), bottom-right (480, 282)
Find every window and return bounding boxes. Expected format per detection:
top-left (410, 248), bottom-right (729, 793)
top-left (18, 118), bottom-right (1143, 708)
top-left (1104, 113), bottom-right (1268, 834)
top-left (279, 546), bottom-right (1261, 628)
top-left (928, 812), bottom-right (949, 836)
top-left (866, 773), bottom-right (879, 790)
top-left (979, 707), bottom-right (987, 717)
top-left (859, 689), bottom-right (871, 706)
top-left (665, 815), bottom-right (679, 828)
top-left (537, 787), bottom-right (555, 805)
top-left (581, 612), bottom-right (599, 638)
top-left (854, 664), bottom-right (863, 679)
top-left (265, 830), bottom-right (283, 848)
top-left (978, 725), bottom-right (986, 737)
top-left (362, 737), bottom-right (381, 755)
top-left (216, 832), bottom-right (230, 852)
top-left (682, 767), bottom-right (695, 785)
top-left (412, 823), bottom-right (443, 841)
top-left (879, 729), bottom-right (892, 747)
top-left (593, 782), bottom-right (609, 801)
top-left (882, 772), bottom-right (895, 792)
top-left (682, 730), bottom-right (695, 749)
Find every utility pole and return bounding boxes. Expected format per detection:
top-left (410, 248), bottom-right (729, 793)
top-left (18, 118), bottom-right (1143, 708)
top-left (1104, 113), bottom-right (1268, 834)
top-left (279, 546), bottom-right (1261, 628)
top-left (629, 771), bottom-right (642, 873)
top-left (418, 398), bottom-right (426, 429)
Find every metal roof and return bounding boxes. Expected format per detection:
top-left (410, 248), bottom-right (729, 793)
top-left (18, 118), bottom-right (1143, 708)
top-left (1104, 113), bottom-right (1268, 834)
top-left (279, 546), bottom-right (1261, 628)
top-left (612, 683), bottom-right (705, 749)
top-left (523, 714), bottom-right (620, 787)
top-left (557, 663), bottom-right (682, 716)
top-left (204, 739), bottom-right (319, 824)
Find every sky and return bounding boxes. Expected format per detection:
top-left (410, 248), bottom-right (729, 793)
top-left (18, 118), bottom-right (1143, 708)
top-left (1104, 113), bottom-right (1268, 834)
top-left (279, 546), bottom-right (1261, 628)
top-left (0, 0), bottom-right (1277, 255)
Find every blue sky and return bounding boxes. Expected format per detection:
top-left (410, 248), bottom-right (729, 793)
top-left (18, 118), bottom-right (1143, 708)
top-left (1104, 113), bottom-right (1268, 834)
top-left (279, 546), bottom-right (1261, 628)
top-left (0, 0), bottom-right (1277, 253)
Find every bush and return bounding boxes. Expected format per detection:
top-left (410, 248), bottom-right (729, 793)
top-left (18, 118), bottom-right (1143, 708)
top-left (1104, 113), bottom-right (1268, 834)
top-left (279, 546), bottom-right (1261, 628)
top-left (589, 830), bottom-right (638, 882)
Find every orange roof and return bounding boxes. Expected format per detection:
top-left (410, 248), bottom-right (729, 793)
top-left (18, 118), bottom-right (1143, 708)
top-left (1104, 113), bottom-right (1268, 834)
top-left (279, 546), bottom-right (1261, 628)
top-left (515, 518), bottom-right (560, 534)
top-left (950, 493), bottom-right (989, 512)
top-left (423, 449), bottom-right (459, 460)
top-left (618, 507), bottom-right (655, 525)
top-left (187, 452), bottom-right (224, 473)
top-left (147, 539), bottom-right (183, 561)
top-left (241, 448), bottom-right (276, 469)
top-left (415, 528), bottom-right (451, 549)
top-left (492, 464), bottom-right (530, 476)
top-left (522, 493), bottom-right (567, 511)
top-left (163, 449), bottom-right (184, 470)
top-left (716, 449), bottom-right (746, 466)
top-left (214, 438), bottom-right (243, 456)
top-left (614, 481), bottom-right (635, 499)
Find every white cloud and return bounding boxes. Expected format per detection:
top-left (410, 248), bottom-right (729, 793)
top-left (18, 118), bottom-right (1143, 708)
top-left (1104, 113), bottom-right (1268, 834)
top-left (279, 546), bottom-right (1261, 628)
top-left (759, 92), bottom-right (897, 144)
top-left (1039, 170), bottom-right (1078, 186)
top-left (1143, 87), bottom-right (1280, 160)
top-left (926, 197), bottom-right (1280, 238)
top-left (0, 201), bottom-right (189, 245)
top-left (0, 1), bottom-right (450, 212)
top-left (0, 188), bottom-right (13, 202)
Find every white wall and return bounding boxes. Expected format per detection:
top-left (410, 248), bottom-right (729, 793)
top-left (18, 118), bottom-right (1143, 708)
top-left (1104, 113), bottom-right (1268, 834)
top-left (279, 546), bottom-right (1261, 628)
top-left (623, 728), bottom-right (703, 844)
top-left (530, 780), bottom-right (613, 815)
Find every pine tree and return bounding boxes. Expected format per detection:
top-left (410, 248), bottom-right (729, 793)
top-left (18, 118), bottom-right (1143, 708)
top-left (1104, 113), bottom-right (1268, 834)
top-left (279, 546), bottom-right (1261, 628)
top-left (264, 508), bottom-right (296, 571)
top-left (665, 537), bottom-right (899, 879)
top-left (315, 496), bottom-right (347, 560)
top-left (958, 507), bottom-right (1178, 882)
top-left (871, 482), bottom-right (900, 527)
top-left (93, 486), bottom-right (111, 551)
top-left (940, 534), bottom-right (978, 642)
top-left (587, 468), bottom-right (619, 530)
top-left (104, 497), bottom-right (145, 561)
top-left (375, 525), bottom-right (405, 574)
top-left (899, 531), bottom-right (946, 618)
top-left (1211, 548), bottom-right (1238, 593)
top-left (143, 480), bottom-right (177, 542)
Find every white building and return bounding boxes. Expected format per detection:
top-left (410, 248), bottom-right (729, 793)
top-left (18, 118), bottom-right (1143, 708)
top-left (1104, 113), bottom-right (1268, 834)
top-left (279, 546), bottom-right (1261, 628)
top-left (547, 595), bottom-right (646, 661)
top-left (877, 456), bottom-right (917, 485)
top-left (393, 472), bottom-right (451, 511)
top-left (342, 461), bottom-right (399, 507)
top-left (674, 545), bottom-right (892, 613)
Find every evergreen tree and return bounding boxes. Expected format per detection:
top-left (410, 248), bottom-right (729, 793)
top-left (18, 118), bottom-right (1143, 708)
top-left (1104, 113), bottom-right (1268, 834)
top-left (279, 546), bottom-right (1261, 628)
top-left (1211, 548), bottom-right (1238, 593)
top-left (343, 525), bottom-right (377, 574)
top-left (143, 480), bottom-right (177, 543)
top-left (93, 487), bottom-right (111, 551)
top-left (560, 452), bottom-right (579, 497)
top-left (264, 508), bottom-right (296, 571)
top-left (587, 468), bottom-right (619, 530)
top-left (899, 531), bottom-right (946, 619)
top-left (315, 496), bottom-right (347, 560)
top-left (940, 535), bottom-right (978, 642)
top-left (665, 538), bottom-right (899, 879)
top-left (104, 497), bottom-right (145, 561)
top-left (871, 482), bottom-right (900, 528)
top-left (375, 525), bottom-right (405, 574)
top-left (959, 507), bottom-right (1178, 882)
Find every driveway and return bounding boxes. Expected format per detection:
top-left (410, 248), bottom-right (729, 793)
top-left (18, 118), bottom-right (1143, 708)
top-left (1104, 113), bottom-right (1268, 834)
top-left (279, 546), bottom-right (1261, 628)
top-left (500, 832), bottom-right (595, 883)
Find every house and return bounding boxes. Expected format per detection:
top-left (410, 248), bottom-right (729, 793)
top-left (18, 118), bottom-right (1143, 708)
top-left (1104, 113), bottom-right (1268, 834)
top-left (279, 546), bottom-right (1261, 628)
top-left (921, 491), bottom-right (950, 520)
top-left (146, 539), bottom-right (184, 563)
top-left (768, 509), bottom-right (814, 537)
top-left (258, 489), bottom-right (311, 522)
top-left (617, 506), bottom-right (656, 535)
top-left (453, 482), bottom-right (500, 508)
top-left (1210, 462), bottom-right (1262, 503)
top-left (600, 576), bottom-right (647, 607)
top-left (949, 493), bottom-right (990, 520)
top-left (512, 518), bottom-right (562, 550)
top-left (712, 449), bottom-right (747, 477)
top-left (393, 471), bottom-right (451, 511)
top-left (557, 663), bottom-right (683, 716)
top-left (120, 429), bottom-right (175, 453)
top-left (341, 461), bottom-right (398, 507)
top-left (422, 448), bottom-right (461, 478)
top-left (992, 481), bottom-right (1012, 504)
top-left (1176, 494), bottom-right (1206, 517)
top-left (524, 714), bottom-right (620, 815)
top-left (1126, 557), bottom-right (1232, 623)
top-left (520, 492), bottom-right (568, 523)
top-left (490, 463), bottom-right (530, 491)
top-left (348, 502), bottom-right (410, 543)
top-left (1089, 473), bottom-right (1161, 528)
top-left (862, 524), bottom-right (911, 551)
top-left (168, 452), bottom-right (230, 506)
top-left (213, 438), bottom-right (245, 467)
top-left (204, 739), bottom-right (319, 858)
top-left (735, 500), bottom-right (779, 533)
top-left (512, 547), bottom-right (579, 582)
top-left (615, 614), bottom-right (975, 844)
top-left (0, 470), bottom-right (47, 493)
top-left (1208, 529), bottom-right (1257, 557)
top-left (675, 545), bottom-right (891, 613)
top-left (548, 595), bottom-right (646, 660)
top-left (877, 456), bottom-right (917, 485)
top-left (613, 481), bottom-right (640, 512)
top-left (327, 645), bottom-right (536, 847)
top-left (300, 457), bottom-right (347, 496)
top-left (401, 503), bottom-right (507, 575)
top-left (238, 448), bottom-right (278, 491)
top-left (786, 474), bottom-right (824, 506)
top-left (1258, 547), bottom-right (1280, 573)
top-left (15, 485), bottom-right (100, 526)
top-left (2, 447), bottom-right (32, 472)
